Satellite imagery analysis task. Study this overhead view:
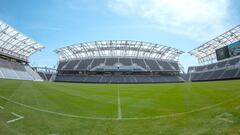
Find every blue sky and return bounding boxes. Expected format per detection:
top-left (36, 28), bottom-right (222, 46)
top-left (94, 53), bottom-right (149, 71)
top-left (0, 0), bottom-right (239, 71)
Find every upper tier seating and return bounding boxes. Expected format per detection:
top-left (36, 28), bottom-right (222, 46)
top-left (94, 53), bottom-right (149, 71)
top-left (76, 59), bottom-right (93, 70)
top-left (119, 58), bottom-right (132, 65)
top-left (144, 59), bottom-right (161, 71)
top-left (105, 58), bottom-right (118, 65)
top-left (157, 60), bottom-right (175, 71)
top-left (91, 58), bottom-right (105, 68)
top-left (65, 60), bottom-right (79, 70)
top-left (132, 59), bottom-right (147, 69)
top-left (57, 58), bottom-right (180, 72)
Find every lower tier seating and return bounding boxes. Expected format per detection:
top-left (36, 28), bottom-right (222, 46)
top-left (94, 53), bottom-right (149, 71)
top-left (55, 74), bottom-right (184, 83)
top-left (190, 68), bottom-right (240, 81)
top-left (189, 56), bottom-right (240, 82)
top-left (0, 59), bottom-right (43, 81)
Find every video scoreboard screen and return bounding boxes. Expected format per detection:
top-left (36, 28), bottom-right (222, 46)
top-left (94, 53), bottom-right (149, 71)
top-left (216, 46), bottom-right (230, 61)
top-left (228, 40), bottom-right (240, 57)
top-left (216, 40), bottom-right (240, 61)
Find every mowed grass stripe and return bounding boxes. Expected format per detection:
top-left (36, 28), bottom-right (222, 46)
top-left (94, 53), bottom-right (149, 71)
top-left (0, 80), bottom-right (118, 117)
top-left (1, 79), bottom-right (240, 118)
top-left (0, 92), bottom-right (239, 121)
top-left (0, 79), bottom-right (240, 135)
top-left (118, 81), bottom-right (240, 117)
top-left (117, 84), bottom-right (122, 119)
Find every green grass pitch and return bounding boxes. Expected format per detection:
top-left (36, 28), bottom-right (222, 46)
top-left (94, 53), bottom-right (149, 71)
top-left (0, 79), bottom-right (240, 135)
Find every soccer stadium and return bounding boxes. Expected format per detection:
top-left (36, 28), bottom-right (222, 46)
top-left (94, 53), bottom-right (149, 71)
top-left (54, 40), bottom-right (184, 83)
top-left (0, 20), bottom-right (240, 135)
top-left (0, 1), bottom-right (240, 134)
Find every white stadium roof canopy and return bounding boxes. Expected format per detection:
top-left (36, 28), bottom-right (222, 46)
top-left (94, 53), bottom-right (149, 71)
top-left (55, 40), bottom-right (184, 61)
top-left (189, 25), bottom-right (240, 65)
top-left (0, 20), bottom-right (44, 61)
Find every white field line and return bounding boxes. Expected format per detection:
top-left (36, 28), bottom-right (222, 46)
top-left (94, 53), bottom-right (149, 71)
top-left (0, 95), bottom-right (239, 121)
top-left (0, 95), bottom-right (115, 120)
top-left (0, 105), bottom-right (4, 109)
top-left (217, 117), bottom-right (234, 123)
top-left (117, 85), bottom-right (122, 120)
top-left (7, 112), bottom-right (24, 124)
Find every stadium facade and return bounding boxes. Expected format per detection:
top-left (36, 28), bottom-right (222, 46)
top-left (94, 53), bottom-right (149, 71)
top-left (0, 20), bottom-right (44, 81)
top-left (188, 25), bottom-right (240, 82)
top-left (0, 20), bottom-right (240, 83)
top-left (54, 40), bottom-right (185, 83)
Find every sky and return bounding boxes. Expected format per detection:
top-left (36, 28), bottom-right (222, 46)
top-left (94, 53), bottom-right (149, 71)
top-left (0, 0), bottom-right (239, 71)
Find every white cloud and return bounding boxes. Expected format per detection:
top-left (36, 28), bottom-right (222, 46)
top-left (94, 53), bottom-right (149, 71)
top-left (108, 0), bottom-right (231, 39)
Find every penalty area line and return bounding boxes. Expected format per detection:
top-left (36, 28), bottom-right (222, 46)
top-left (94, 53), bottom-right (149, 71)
top-left (217, 117), bottom-right (234, 123)
top-left (0, 95), bottom-right (116, 120)
top-left (7, 112), bottom-right (24, 124)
